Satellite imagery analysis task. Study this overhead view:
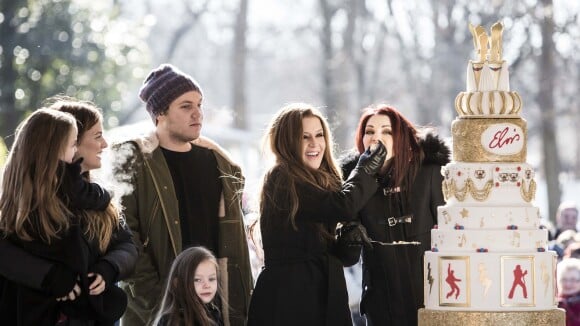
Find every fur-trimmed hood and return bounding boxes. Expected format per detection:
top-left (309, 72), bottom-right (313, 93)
top-left (339, 131), bottom-right (450, 174)
top-left (123, 130), bottom-right (240, 167)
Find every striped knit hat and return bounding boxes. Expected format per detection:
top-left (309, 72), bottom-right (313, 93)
top-left (139, 64), bottom-right (202, 118)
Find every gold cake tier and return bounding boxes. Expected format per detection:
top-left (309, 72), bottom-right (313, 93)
top-left (452, 117), bottom-right (527, 162)
top-left (418, 308), bottom-right (565, 326)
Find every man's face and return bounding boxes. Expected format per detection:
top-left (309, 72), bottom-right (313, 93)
top-left (156, 91), bottom-right (203, 144)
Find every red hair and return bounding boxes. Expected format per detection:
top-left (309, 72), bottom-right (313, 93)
top-left (354, 105), bottom-right (423, 188)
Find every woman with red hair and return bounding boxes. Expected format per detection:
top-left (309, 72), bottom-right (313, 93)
top-left (339, 104), bottom-right (450, 326)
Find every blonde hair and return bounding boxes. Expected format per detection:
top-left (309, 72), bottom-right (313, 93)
top-left (0, 109), bottom-right (77, 242)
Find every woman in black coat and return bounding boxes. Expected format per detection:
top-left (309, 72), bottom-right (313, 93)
top-left (340, 105), bottom-right (451, 326)
top-left (0, 99), bottom-right (137, 326)
top-left (247, 104), bottom-right (386, 326)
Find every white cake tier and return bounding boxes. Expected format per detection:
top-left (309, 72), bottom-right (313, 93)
top-left (436, 206), bottom-right (541, 230)
top-left (442, 163), bottom-right (536, 205)
top-left (431, 229), bottom-right (548, 252)
top-left (424, 251), bottom-right (558, 311)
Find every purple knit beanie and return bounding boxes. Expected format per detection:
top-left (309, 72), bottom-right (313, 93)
top-left (139, 64), bottom-right (202, 118)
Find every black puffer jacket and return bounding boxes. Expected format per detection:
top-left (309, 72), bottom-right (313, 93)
top-left (340, 132), bottom-right (450, 326)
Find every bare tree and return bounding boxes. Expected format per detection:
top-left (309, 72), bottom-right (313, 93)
top-left (232, 0), bottom-right (249, 129)
top-left (118, 0), bottom-right (209, 125)
top-left (538, 0), bottom-right (561, 222)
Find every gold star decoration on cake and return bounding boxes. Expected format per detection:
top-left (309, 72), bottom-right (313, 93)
top-left (460, 208), bottom-right (470, 218)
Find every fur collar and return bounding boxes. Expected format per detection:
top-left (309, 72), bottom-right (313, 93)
top-left (340, 131), bottom-right (451, 168)
top-left (129, 131), bottom-right (239, 167)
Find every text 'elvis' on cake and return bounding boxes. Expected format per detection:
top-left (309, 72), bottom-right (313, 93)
top-left (422, 22), bottom-right (558, 312)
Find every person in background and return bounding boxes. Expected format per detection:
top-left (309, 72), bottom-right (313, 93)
top-left (338, 104), bottom-right (450, 326)
top-left (0, 103), bottom-right (136, 326)
top-left (557, 258), bottom-right (580, 325)
top-left (551, 201), bottom-right (579, 241)
top-left (247, 103), bottom-right (387, 326)
top-left (153, 246), bottom-right (224, 326)
top-left (112, 63), bottom-right (252, 326)
top-left (549, 229), bottom-right (577, 261)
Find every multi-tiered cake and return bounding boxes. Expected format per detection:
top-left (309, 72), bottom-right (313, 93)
top-left (418, 22), bottom-right (565, 325)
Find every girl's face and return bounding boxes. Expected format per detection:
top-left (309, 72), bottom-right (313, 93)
top-left (362, 114), bottom-right (394, 162)
top-left (75, 121), bottom-right (108, 172)
top-left (193, 260), bottom-right (218, 304)
top-left (301, 116), bottom-right (326, 170)
top-left (61, 127), bottom-right (78, 163)
top-left (559, 269), bottom-right (580, 296)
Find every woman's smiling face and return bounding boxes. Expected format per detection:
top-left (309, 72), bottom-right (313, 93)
top-left (301, 116), bottom-right (326, 170)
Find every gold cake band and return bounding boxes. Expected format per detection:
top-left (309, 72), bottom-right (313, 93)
top-left (455, 91), bottom-right (522, 116)
top-left (452, 118), bottom-right (527, 162)
top-left (418, 308), bottom-right (565, 326)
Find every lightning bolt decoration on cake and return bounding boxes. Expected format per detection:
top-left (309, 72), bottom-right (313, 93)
top-left (419, 22), bottom-right (565, 325)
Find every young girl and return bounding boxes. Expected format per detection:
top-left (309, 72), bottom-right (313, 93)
top-left (0, 107), bottom-right (133, 325)
top-left (153, 246), bottom-right (224, 326)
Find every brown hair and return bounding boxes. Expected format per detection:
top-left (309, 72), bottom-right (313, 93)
top-left (153, 246), bottom-right (223, 326)
top-left (47, 96), bottom-right (120, 253)
top-left (260, 103), bottom-right (342, 231)
top-left (0, 109), bottom-right (77, 242)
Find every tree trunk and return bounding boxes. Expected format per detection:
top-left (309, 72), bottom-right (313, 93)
top-left (232, 0), bottom-right (249, 129)
top-left (0, 2), bottom-right (19, 147)
top-left (538, 0), bottom-right (561, 224)
top-left (319, 0), bottom-right (337, 123)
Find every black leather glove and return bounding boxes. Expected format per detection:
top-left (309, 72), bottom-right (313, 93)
top-left (337, 222), bottom-right (373, 251)
top-left (42, 263), bottom-right (78, 297)
top-left (356, 141), bottom-right (387, 176)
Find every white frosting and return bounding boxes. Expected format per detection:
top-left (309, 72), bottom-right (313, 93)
top-left (436, 206), bottom-right (541, 230)
top-left (442, 163), bottom-right (536, 205)
top-left (498, 64), bottom-right (510, 91)
top-left (430, 229), bottom-right (548, 252)
top-left (424, 251), bottom-right (558, 311)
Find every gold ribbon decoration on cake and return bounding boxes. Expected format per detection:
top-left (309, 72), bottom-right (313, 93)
top-left (442, 178), bottom-right (494, 202)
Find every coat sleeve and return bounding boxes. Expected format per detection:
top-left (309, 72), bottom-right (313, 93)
top-left (295, 167), bottom-right (378, 224)
top-left (0, 237), bottom-right (54, 290)
top-left (60, 161), bottom-right (111, 211)
top-left (93, 219), bottom-right (138, 282)
top-left (111, 142), bottom-right (159, 282)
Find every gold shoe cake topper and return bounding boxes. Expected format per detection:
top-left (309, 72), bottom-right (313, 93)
top-left (469, 21), bottom-right (503, 63)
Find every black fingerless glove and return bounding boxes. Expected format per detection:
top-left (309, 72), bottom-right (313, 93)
top-left (42, 263), bottom-right (78, 297)
top-left (90, 260), bottom-right (118, 288)
top-left (356, 141), bottom-right (387, 176)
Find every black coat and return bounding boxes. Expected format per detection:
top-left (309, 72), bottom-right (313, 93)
top-left (247, 166), bottom-right (378, 326)
top-left (0, 174), bottom-right (137, 326)
top-left (340, 133), bottom-right (450, 326)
